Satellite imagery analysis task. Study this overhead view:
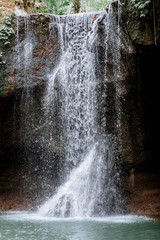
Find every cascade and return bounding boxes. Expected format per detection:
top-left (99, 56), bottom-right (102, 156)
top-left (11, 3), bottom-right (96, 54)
top-left (15, 15), bottom-right (36, 178)
top-left (14, 2), bottom-right (124, 217)
top-left (38, 6), bottom-right (123, 217)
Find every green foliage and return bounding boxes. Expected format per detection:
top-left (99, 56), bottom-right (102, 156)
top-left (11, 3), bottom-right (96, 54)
top-left (43, 0), bottom-right (71, 15)
top-left (0, 14), bottom-right (14, 74)
top-left (40, 0), bottom-right (112, 15)
top-left (131, 0), bottom-right (151, 17)
top-left (41, 9), bottom-right (52, 13)
top-left (81, 0), bottom-right (112, 12)
top-left (0, 15), bottom-right (15, 48)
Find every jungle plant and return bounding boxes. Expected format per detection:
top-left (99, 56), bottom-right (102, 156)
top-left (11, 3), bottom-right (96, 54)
top-left (131, 0), bottom-right (151, 17)
top-left (40, 0), bottom-right (112, 15)
top-left (41, 0), bottom-right (71, 14)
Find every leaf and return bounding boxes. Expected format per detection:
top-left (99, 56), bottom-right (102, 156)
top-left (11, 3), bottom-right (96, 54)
top-left (49, 0), bottom-right (57, 7)
top-left (145, 0), bottom-right (151, 5)
top-left (60, 1), bottom-right (70, 8)
top-left (58, 10), bottom-right (65, 15)
top-left (42, 9), bottom-right (52, 13)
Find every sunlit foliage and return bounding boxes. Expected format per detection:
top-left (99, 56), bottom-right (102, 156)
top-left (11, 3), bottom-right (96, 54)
top-left (39, 0), bottom-right (112, 14)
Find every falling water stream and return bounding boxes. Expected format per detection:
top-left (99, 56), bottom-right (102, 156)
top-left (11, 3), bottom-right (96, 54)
top-left (38, 7), bottom-right (123, 217)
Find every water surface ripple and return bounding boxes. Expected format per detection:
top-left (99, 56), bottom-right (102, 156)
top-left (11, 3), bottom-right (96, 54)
top-left (0, 212), bottom-right (160, 240)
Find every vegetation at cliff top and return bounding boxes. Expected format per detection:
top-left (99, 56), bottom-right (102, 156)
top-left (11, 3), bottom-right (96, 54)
top-left (17, 0), bottom-right (152, 16)
top-left (34, 0), bottom-right (112, 15)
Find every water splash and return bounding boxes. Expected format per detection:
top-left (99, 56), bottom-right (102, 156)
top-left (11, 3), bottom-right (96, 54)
top-left (38, 138), bottom-right (119, 217)
top-left (39, 145), bottom-right (97, 217)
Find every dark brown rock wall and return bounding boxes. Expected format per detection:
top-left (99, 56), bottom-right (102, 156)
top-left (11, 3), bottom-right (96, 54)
top-left (119, 0), bottom-right (160, 217)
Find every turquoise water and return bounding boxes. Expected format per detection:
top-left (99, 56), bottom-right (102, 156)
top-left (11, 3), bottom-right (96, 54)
top-left (0, 212), bottom-right (160, 240)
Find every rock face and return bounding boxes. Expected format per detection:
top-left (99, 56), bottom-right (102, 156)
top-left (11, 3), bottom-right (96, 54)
top-left (121, 0), bottom-right (160, 45)
top-left (0, 0), bottom-right (160, 217)
top-left (120, 0), bottom-right (160, 218)
top-left (0, 14), bottom-right (63, 209)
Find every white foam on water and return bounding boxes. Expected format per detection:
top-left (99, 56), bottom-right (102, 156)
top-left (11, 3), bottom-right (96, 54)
top-left (0, 211), bottom-right (152, 224)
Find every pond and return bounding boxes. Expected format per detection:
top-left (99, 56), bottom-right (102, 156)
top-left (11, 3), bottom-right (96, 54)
top-left (0, 212), bottom-right (160, 240)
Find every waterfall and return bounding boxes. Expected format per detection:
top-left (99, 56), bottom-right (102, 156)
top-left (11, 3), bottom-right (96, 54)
top-left (153, 0), bottom-right (157, 46)
top-left (14, 15), bottom-right (43, 184)
top-left (37, 6), bottom-right (123, 217)
top-left (13, 1), bottom-right (124, 217)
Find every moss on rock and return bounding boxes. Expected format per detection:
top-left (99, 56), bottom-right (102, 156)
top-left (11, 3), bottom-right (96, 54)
top-left (121, 0), bottom-right (160, 46)
top-left (0, 14), bottom-right (15, 99)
